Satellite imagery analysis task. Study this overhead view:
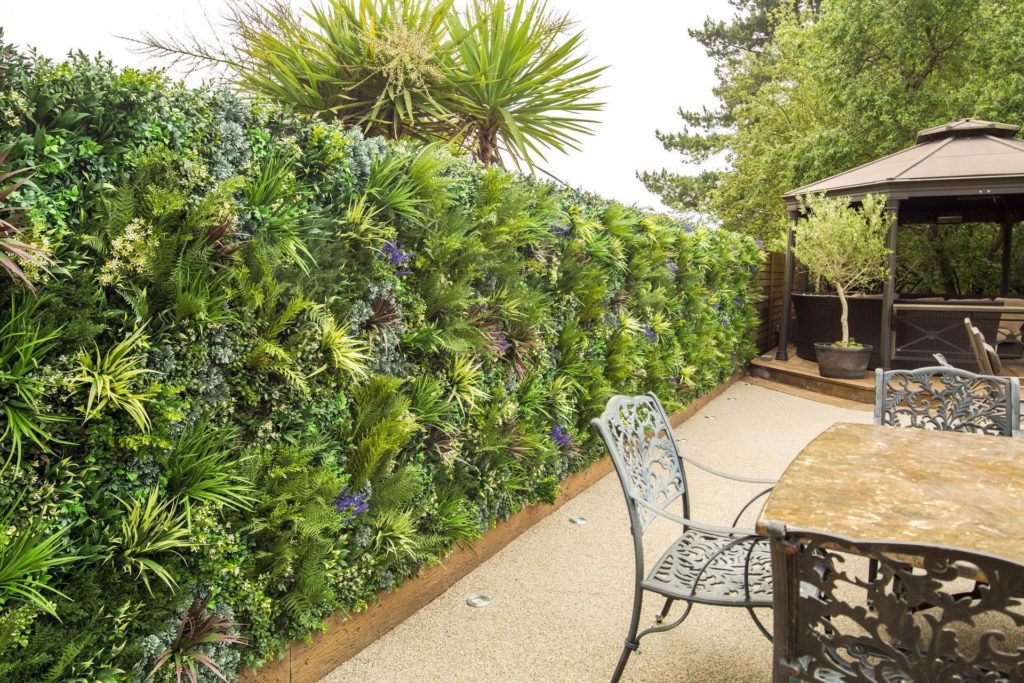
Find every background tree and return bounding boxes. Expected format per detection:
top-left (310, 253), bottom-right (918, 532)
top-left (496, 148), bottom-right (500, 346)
top-left (642, 0), bottom-right (1024, 295)
top-left (637, 0), bottom-right (820, 216)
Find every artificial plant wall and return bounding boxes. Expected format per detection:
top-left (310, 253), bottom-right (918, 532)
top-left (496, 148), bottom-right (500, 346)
top-left (0, 43), bottom-right (760, 680)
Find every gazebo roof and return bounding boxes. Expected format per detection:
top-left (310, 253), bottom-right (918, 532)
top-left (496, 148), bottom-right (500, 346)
top-left (783, 119), bottom-right (1024, 216)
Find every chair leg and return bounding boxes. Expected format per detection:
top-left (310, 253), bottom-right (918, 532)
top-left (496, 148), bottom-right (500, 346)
top-left (610, 587), bottom-right (644, 683)
top-left (655, 597), bottom-right (674, 624)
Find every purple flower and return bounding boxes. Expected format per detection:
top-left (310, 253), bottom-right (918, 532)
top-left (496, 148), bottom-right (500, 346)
top-left (683, 225), bottom-right (696, 234)
top-left (754, 238), bottom-right (764, 249)
top-left (552, 224), bottom-right (573, 239)
top-left (334, 487), bottom-right (369, 521)
top-left (714, 302), bottom-right (722, 311)
top-left (643, 325), bottom-right (657, 342)
top-left (550, 425), bottom-right (573, 448)
top-left (733, 296), bottom-right (744, 307)
top-left (491, 331), bottom-right (511, 353)
top-left (720, 316), bottom-right (729, 326)
top-left (665, 258), bottom-right (678, 274)
top-left (380, 241), bottom-right (413, 272)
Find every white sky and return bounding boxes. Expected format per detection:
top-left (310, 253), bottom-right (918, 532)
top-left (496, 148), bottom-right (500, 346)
top-left (2, 0), bottom-right (732, 212)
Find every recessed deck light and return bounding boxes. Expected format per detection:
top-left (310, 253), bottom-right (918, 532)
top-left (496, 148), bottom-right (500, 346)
top-left (569, 516), bottom-right (587, 525)
top-left (466, 594), bottom-right (491, 607)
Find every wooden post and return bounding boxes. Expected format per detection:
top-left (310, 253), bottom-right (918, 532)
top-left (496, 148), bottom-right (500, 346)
top-left (1002, 220), bottom-right (1014, 297)
top-left (776, 224), bottom-right (797, 360)
top-left (880, 202), bottom-right (900, 369)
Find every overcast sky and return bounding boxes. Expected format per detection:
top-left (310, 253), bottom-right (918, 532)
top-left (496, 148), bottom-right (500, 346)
top-left (2, 1), bottom-right (732, 212)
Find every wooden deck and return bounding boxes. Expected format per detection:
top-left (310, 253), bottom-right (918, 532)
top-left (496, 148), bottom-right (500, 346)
top-left (749, 346), bottom-right (875, 404)
top-left (749, 346), bottom-right (1023, 405)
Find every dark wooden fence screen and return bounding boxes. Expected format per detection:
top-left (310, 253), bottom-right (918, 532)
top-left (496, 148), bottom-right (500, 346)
top-left (753, 252), bottom-right (804, 353)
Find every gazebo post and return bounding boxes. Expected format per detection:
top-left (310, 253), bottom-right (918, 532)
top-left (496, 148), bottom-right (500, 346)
top-left (1001, 219), bottom-right (1014, 297)
top-left (879, 201), bottom-right (900, 369)
top-left (776, 220), bottom-right (797, 360)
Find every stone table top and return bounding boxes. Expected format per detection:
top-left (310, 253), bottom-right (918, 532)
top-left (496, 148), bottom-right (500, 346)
top-left (757, 422), bottom-right (1024, 564)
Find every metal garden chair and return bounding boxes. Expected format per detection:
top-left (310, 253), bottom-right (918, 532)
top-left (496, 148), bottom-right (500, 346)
top-left (874, 365), bottom-right (1021, 437)
top-left (591, 393), bottom-right (775, 682)
top-left (767, 527), bottom-right (1024, 682)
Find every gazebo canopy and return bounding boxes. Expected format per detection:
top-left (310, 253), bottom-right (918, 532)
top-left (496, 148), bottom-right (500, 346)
top-left (783, 119), bottom-right (1024, 223)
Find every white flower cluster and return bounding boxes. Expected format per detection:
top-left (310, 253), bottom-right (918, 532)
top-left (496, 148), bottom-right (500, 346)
top-left (0, 90), bottom-right (28, 128)
top-left (98, 219), bottom-right (155, 286)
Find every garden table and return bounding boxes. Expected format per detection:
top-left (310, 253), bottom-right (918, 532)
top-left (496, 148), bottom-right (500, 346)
top-left (756, 422), bottom-right (1024, 681)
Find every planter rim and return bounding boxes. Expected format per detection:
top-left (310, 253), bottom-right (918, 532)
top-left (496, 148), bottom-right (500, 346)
top-left (813, 342), bottom-right (875, 350)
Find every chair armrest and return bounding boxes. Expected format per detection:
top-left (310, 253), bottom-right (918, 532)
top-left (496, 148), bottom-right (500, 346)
top-left (678, 453), bottom-right (776, 485)
top-left (635, 498), bottom-right (761, 537)
top-left (731, 486), bottom-right (775, 527)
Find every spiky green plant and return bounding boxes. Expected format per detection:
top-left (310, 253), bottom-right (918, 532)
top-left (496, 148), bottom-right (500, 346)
top-left (140, 1), bottom-right (605, 167)
top-left (141, 0), bottom-right (460, 140)
top-left (244, 148), bottom-right (318, 273)
top-left (0, 298), bottom-right (68, 461)
top-left (0, 490), bottom-right (76, 617)
top-left (72, 327), bottom-right (156, 431)
top-left (447, 0), bottom-right (605, 167)
top-left (107, 487), bottom-right (193, 595)
top-left (445, 354), bottom-right (486, 412)
top-left (312, 308), bottom-right (369, 379)
top-left (160, 420), bottom-right (255, 519)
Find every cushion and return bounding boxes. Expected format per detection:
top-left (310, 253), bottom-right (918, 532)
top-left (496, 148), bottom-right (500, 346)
top-left (996, 298), bottom-right (1024, 336)
top-left (984, 342), bottom-right (1002, 374)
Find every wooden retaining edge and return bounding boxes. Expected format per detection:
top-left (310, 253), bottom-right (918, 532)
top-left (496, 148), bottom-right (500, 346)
top-left (240, 370), bottom-right (745, 683)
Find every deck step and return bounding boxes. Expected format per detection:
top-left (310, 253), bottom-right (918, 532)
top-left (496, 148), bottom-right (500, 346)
top-left (749, 347), bottom-right (875, 405)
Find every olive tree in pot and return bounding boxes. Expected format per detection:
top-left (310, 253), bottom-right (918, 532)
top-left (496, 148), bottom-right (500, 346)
top-left (792, 193), bottom-right (892, 379)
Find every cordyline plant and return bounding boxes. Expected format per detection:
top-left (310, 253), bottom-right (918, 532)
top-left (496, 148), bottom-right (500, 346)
top-left (447, 0), bottom-right (605, 168)
top-left (146, 595), bottom-right (248, 683)
top-left (0, 149), bottom-right (52, 293)
top-left (135, 0), bottom-right (605, 169)
top-left (792, 192), bottom-right (892, 347)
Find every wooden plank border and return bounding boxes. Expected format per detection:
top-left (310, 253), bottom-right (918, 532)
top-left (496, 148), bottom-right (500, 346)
top-left (241, 370), bottom-right (745, 683)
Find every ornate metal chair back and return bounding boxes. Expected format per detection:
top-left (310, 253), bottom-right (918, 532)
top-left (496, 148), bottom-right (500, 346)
top-left (591, 393), bottom-right (689, 547)
top-left (774, 530), bottom-right (1024, 682)
top-left (874, 365), bottom-right (1021, 437)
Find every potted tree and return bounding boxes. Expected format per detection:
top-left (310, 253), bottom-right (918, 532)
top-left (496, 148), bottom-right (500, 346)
top-left (792, 193), bottom-right (892, 379)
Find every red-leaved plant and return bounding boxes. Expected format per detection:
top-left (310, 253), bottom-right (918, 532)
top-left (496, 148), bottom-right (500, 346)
top-left (146, 595), bottom-right (247, 683)
top-left (0, 147), bottom-right (51, 293)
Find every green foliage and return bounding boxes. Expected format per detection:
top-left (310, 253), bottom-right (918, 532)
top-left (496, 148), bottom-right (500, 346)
top-left (72, 326), bottom-right (156, 431)
top-left (346, 376), bottom-right (418, 489)
top-left (160, 420), bottom-right (255, 516)
top-left (0, 497), bottom-right (74, 617)
top-left (0, 297), bottom-right (67, 460)
top-left (646, 0), bottom-right (1023, 294)
top-left (792, 194), bottom-right (892, 346)
top-left (141, 0), bottom-right (606, 168)
top-left (0, 37), bottom-right (759, 676)
top-left (242, 442), bottom-right (346, 641)
top-left (106, 487), bottom-right (193, 595)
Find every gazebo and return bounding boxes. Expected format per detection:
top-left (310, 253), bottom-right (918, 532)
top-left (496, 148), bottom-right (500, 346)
top-left (777, 118), bottom-right (1024, 369)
